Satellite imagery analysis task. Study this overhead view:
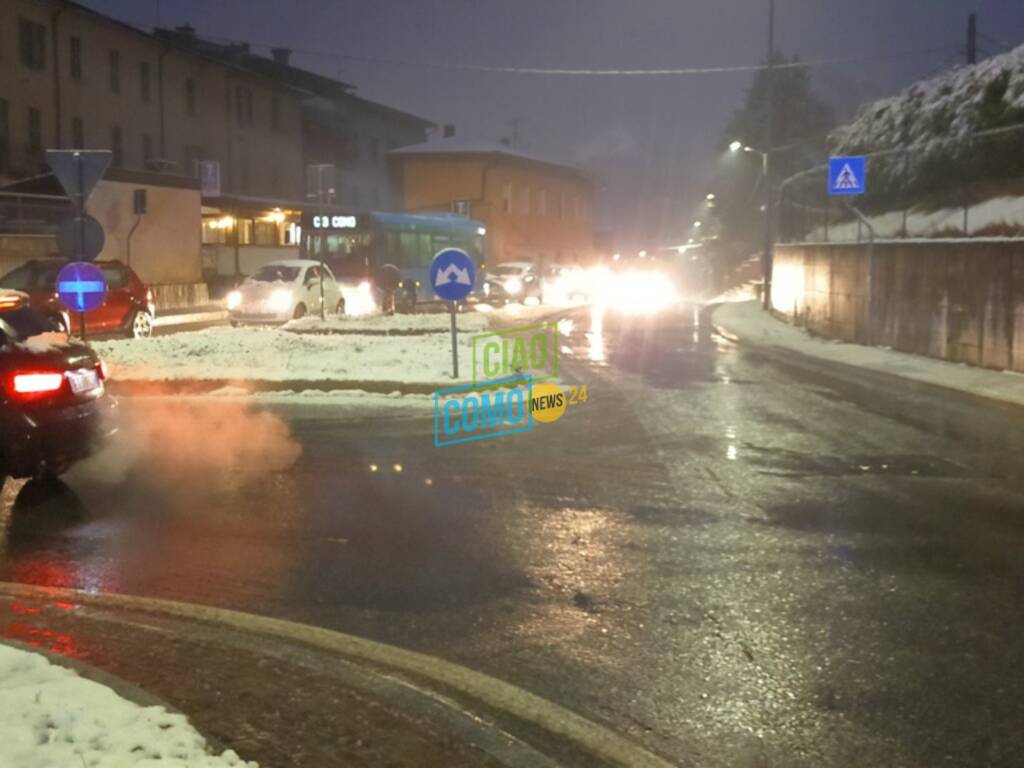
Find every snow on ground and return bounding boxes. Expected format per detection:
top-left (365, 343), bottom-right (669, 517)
top-left (94, 325), bottom-right (474, 384)
top-left (713, 300), bottom-right (1024, 408)
top-left (94, 302), bottom-right (573, 385)
top-left (283, 311), bottom-right (489, 334)
top-left (0, 642), bottom-right (256, 768)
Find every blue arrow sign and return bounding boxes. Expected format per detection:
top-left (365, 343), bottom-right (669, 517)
top-left (828, 156), bottom-right (866, 196)
top-left (430, 248), bottom-right (476, 302)
top-left (57, 262), bottom-right (107, 313)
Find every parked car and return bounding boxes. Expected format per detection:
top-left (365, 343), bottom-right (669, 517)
top-left (227, 260), bottom-right (345, 325)
top-left (0, 258), bottom-right (156, 338)
top-left (484, 261), bottom-right (544, 304)
top-left (0, 293), bottom-right (117, 489)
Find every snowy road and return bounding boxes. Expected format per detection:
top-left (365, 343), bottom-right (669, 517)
top-left (2, 304), bottom-right (1023, 767)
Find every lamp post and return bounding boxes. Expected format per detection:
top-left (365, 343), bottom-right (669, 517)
top-left (730, 140), bottom-right (772, 308)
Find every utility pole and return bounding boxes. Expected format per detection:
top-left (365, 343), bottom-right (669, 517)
top-left (967, 13), bottom-right (977, 64)
top-left (762, 0), bottom-right (775, 311)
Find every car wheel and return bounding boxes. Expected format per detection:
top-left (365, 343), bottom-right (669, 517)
top-left (335, 298), bottom-right (346, 317)
top-left (293, 303), bottom-right (307, 319)
top-left (128, 309), bottom-right (153, 339)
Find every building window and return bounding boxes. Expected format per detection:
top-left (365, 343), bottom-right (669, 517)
top-left (71, 116), bottom-right (84, 148)
top-left (139, 62), bottom-right (151, 101)
top-left (370, 137), bottom-right (380, 164)
top-left (239, 156), bottom-right (251, 192)
top-left (69, 36), bottom-right (82, 81)
top-left (502, 182), bottom-right (512, 214)
top-left (0, 100), bottom-right (9, 171)
top-left (235, 86), bottom-right (253, 127)
top-left (185, 78), bottom-right (196, 115)
top-left (538, 189), bottom-right (547, 217)
top-left (520, 186), bottom-right (530, 216)
top-left (111, 125), bottom-right (123, 166)
top-left (19, 18), bottom-right (46, 71)
top-left (109, 50), bottom-right (120, 93)
top-left (27, 108), bottom-right (42, 159)
top-left (142, 133), bottom-right (153, 162)
top-left (270, 96), bottom-right (279, 130)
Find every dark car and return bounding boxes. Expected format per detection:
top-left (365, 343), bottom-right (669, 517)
top-left (0, 295), bottom-right (117, 490)
top-left (0, 259), bottom-right (156, 338)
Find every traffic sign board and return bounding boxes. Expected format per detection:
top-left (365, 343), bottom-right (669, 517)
top-left (46, 150), bottom-right (112, 208)
top-left (430, 248), bottom-right (476, 303)
top-left (56, 262), bottom-right (107, 314)
top-left (828, 156), bottom-right (866, 196)
top-left (56, 214), bottom-right (105, 262)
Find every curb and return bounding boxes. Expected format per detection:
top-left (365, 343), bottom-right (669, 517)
top-left (710, 311), bottom-right (1024, 418)
top-left (106, 378), bottom-right (443, 396)
top-left (0, 583), bottom-right (676, 768)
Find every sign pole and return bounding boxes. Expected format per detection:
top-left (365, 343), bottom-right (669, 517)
top-left (75, 154), bottom-right (86, 341)
top-left (450, 301), bottom-right (459, 379)
top-left (79, 312), bottom-right (86, 341)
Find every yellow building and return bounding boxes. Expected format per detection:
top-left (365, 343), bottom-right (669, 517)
top-left (391, 137), bottom-right (595, 266)
top-left (0, 0), bottom-right (305, 199)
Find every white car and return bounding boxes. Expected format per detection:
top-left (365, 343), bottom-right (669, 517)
top-left (227, 260), bottom-right (345, 324)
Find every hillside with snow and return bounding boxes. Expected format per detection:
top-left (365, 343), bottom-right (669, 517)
top-left (829, 45), bottom-right (1024, 198)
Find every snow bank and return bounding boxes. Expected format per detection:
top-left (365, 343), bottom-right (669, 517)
top-left (283, 311), bottom-right (489, 334)
top-left (0, 642), bottom-right (257, 767)
top-left (713, 300), bottom-right (1024, 408)
top-left (93, 326), bottom-right (477, 384)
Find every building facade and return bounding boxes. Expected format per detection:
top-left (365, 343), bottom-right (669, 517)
top-left (0, 0), bottom-right (306, 200)
top-left (391, 137), bottom-right (595, 266)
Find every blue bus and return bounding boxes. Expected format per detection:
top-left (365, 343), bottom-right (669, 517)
top-left (301, 211), bottom-right (487, 311)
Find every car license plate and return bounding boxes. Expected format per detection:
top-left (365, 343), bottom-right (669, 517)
top-left (67, 369), bottom-right (100, 394)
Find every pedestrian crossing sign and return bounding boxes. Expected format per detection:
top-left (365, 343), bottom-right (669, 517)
top-left (828, 156), bottom-right (866, 196)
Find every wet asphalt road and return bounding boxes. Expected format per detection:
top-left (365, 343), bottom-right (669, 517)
top-left (3, 304), bottom-right (1024, 767)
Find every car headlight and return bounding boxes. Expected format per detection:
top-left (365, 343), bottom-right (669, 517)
top-left (504, 276), bottom-right (523, 294)
top-left (483, 282), bottom-right (491, 296)
top-left (358, 280), bottom-right (372, 295)
top-left (226, 290), bottom-right (242, 310)
top-left (269, 289), bottom-right (293, 313)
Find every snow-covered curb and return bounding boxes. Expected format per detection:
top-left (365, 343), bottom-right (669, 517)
top-left (0, 641), bottom-right (256, 767)
top-left (713, 300), bottom-right (1024, 409)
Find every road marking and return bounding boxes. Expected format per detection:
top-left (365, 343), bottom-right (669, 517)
top-left (0, 582), bottom-right (676, 768)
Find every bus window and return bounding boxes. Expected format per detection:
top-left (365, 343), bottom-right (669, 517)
top-left (418, 234), bottom-right (433, 265)
top-left (399, 233), bottom-right (418, 266)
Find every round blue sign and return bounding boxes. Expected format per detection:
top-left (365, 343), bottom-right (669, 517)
top-left (429, 248), bottom-right (476, 302)
top-left (56, 261), bottom-right (107, 313)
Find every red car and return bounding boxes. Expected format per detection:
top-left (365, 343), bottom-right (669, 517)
top-left (0, 259), bottom-right (155, 338)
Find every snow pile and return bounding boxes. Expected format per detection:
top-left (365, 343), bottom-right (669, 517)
top-left (806, 196), bottom-right (1024, 240)
top-left (713, 300), bottom-right (1024, 408)
top-left (93, 325), bottom-right (477, 383)
top-left (0, 643), bottom-right (257, 767)
top-left (283, 311), bottom-right (489, 334)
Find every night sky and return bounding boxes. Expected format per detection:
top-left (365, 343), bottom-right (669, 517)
top-left (82, 0), bottom-right (1024, 249)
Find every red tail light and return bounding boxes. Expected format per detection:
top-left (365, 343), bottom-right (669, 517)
top-left (4, 371), bottom-right (66, 400)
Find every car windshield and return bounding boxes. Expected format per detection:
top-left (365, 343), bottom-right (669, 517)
top-left (494, 265), bottom-right (528, 276)
top-left (0, 263), bottom-right (57, 292)
top-left (251, 265), bottom-right (300, 283)
top-left (4, 6), bottom-right (1024, 768)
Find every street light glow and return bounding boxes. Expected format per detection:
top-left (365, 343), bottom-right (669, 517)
top-left (693, 221), bottom-right (702, 228)
top-left (706, 193), bottom-right (715, 201)
top-left (729, 140), bottom-right (743, 152)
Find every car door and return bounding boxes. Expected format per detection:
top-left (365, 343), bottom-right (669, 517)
top-left (302, 266), bottom-right (322, 314)
top-left (322, 265), bottom-right (342, 310)
top-left (88, 263), bottom-right (132, 332)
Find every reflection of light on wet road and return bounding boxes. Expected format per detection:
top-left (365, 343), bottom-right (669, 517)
top-left (587, 306), bottom-right (607, 363)
top-left (725, 426), bottom-right (738, 460)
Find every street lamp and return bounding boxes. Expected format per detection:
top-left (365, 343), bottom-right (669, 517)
top-left (693, 221), bottom-right (702, 228)
top-left (729, 138), bottom-right (773, 309)
top-left (705, 193), bottom-right (716, 201)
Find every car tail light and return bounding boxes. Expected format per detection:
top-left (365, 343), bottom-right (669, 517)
top-left (4, 371), bottom-right (66, 400)
top-left (0, 294), bottom-right (24, 310)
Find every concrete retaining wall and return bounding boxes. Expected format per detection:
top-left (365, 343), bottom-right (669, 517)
top-left (772, 240), bottom-right (1024, 373)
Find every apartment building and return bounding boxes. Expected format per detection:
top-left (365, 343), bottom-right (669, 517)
top-left (0, 0), bottom-right (305, 200)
